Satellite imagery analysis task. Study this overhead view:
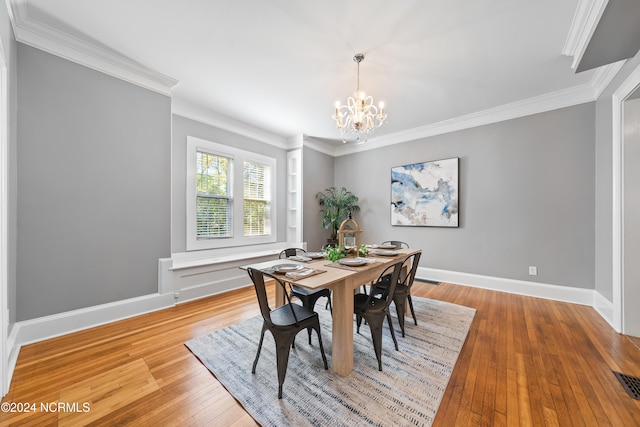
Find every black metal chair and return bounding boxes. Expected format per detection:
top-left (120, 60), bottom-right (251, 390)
top-left (381, 240), bottom-right (409, 248)
top-left (354, 259), bottom-right (404, 371)
top-left (371, 252), bottom-right (421, 337)
top-left (359, 241), bottom-right (408, 295)
top-left (280, 248), bottom-right (333, 332)
top-left (247, 267), bottom-right (328, 399)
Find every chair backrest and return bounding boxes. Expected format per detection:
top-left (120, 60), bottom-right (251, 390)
top-left (382, 240), bottom-right (409, 248)
top-left (399, 251), bottom-right (421, 290)
top-left (247, 268), bottom-right (299, 325)
top-left (364, 260), bottom-right (404, 312)
top-left (279, 247), bottom-right (306, 259)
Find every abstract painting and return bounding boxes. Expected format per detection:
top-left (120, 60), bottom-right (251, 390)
top-left (391, 157), bottom-right (459, 227)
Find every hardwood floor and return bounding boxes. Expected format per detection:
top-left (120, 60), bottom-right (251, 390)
top-left (1, 281), bottom-right (639, 426)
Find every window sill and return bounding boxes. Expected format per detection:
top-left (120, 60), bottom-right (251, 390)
top-left (169, 242), bottom-right (305, 271)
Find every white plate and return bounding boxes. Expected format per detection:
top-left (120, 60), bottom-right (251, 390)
top-left (306, 252), bottom-right (326, 259)
top-left (272, 263), bottom-right (304, 273)
top-left (374, 250), bottom-right (399, 256)
top-left (338, 257), bottom-right (367, 266)
top-left (378, 244), bottom-right (396, 249)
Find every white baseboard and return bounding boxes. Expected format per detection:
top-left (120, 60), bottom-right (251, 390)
top-left (6, 323), bottom-right (19, 395)
top-left (417, 267), bottom-right (595, 306)
top-left (175, 273), bottom-right (252, 304)
top-left (12, 292), bottom-right (175, 348)
top-left (6, 265), bottom-right (616, 398)
top-left (592, 290), bottom-right (615, 328)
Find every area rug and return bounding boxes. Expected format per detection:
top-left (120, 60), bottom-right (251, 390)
top-left (185, 297), bottom-right (475, 426)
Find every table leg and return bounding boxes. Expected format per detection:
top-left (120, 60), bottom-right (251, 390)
top-left (274, 280), bottom-right (285, 307)
top-left (331, 277), bottom-right (354, 377)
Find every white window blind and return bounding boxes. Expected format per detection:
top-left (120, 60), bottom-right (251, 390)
top-left (196, 151), bottom-right (232, 238)
top-left (243, 160), bottom-right (271, 236)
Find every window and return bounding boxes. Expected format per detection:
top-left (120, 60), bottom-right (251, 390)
top-left (243, 160), bottom-right (271, 236)
top-left (187, 136), bottom-right (276, 250)
top-left (196, 151), bottom-right (232, 238)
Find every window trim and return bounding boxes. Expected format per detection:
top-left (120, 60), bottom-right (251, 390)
top-left (186, 136), bottom-right (276, 251)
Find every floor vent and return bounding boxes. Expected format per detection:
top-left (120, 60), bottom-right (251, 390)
top-left (420, 280), bottom-right (440, 285)
top-left (613, 371), bottom-right (640, 400)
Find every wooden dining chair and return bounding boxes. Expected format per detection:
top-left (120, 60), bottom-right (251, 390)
top-left (280, 248), bottom-right (332, 332)
top-left (247, 267), bottom-right (328, 399)
top-left (353, 259), bottom-right (404, 371)
top-left (371, 252), bottom-right (422, 337)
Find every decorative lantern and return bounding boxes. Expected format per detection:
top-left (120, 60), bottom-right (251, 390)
top-left (338, 213), bottom-right (362, 256)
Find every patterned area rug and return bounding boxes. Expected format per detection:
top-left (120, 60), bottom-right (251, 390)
top-left (185, 297), bottom-right (475, 426)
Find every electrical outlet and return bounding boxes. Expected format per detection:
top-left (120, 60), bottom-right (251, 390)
top-left (528, 266), bottom-right (538, 276)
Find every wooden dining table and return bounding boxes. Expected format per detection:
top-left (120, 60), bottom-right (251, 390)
top-left (240, 247), bottom-right (421, 377)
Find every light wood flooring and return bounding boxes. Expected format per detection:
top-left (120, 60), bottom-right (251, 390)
top-left (1, 281), bottom-right (640, 426)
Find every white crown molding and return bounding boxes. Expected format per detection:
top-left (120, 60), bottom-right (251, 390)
top-left (172, 97), bottom-right (290, 149)
top-left (287, 134), bottom-right (304, 150)
top-left (5, 0), bottom-right (625, 161)
top-left (302, 135), bottom-right (338, 157)
top-left (332, 69), bottom-right (616, 157)
top-left (591, 59), bottom-right (626, 97)
top-left (7, 0), bottom-right (177, 96)
top-left (562, 0), bottom-right (609, 70)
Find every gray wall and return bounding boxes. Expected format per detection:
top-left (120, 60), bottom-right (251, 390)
top-left (302, 145), bottom-right (335, 251)
top-left (171, 114), bottom-right (288, 254)
top-left (17, 44), bottom-right (171, 321)
top-left (334, 104), bottom-right (596, 289)
top-left (595, 96), bottom-right (614, 301)
top-left (0, 5), bottom-right (17, 324)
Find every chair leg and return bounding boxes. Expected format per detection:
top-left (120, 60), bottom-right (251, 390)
top-left (394, 297), bottom-right (407, 337)
top-left (275, 333), bottom-right (296, 399)
top-left (303, 294), bottom-right (322, 344)
top-left (386, 313), bottom-right (399, 351)
top-left (313, 323), bottom-right (329, 370)
top-left (367, 316), bottom-right (384, 371)
top-left (407, 295), bottom-right (418, 325)
top-left (252, 326), bottom-right (267, 374)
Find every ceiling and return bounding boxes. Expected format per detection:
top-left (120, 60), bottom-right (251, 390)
top-left (8, 1), bottom-right (627, 151)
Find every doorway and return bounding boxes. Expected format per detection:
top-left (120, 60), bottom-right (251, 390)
top-left (0, 38), bottom-right (7, 397)
top-left (623, 91), bottom-right (640, 338)
top-left (614, 60), bottom-right (640, 337)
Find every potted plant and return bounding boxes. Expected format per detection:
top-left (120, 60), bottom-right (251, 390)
top-left (316, 187), bottom-right (360, 244)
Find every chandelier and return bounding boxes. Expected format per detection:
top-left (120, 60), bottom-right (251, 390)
top-left (332, 53), bottom-right (387, 143)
